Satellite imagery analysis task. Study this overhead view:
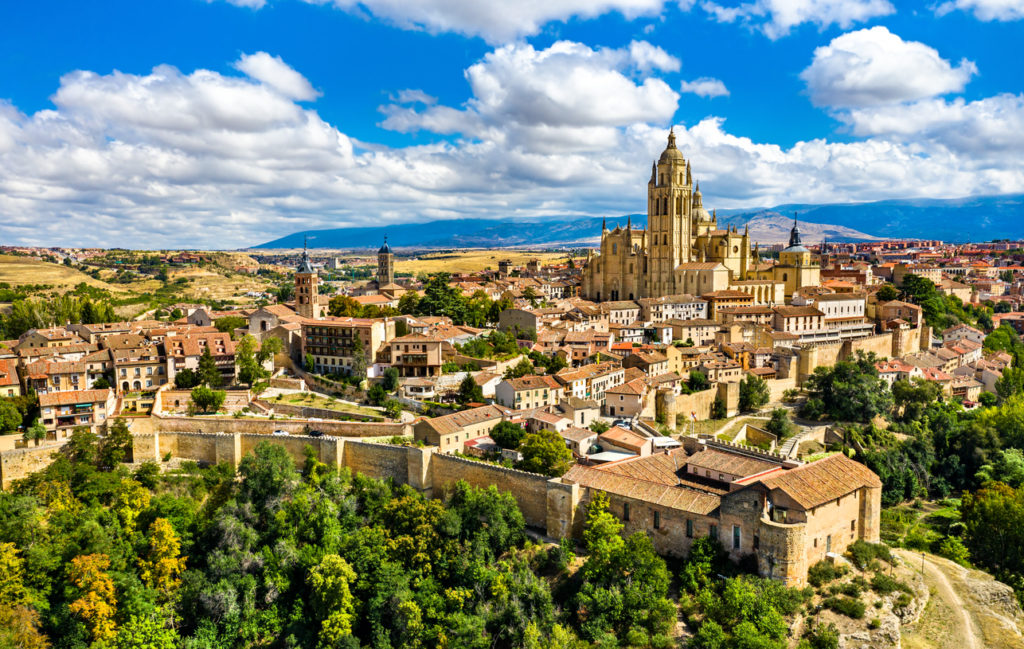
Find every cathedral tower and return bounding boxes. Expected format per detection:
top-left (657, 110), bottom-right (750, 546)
top-left (377, 236), bottom-right (394, 286)
top-left (295, 240), bottom-right (319, 319)
top-left (647, 129), bottom-right (693, 296)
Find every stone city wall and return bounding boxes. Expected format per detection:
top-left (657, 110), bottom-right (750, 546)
top-left (430, 453), bottom-right (551, 528)
top-left (765, 377), bottom-right (797, 402)
top-left (0, 443), bottom-right (65, 489)
top-left (143, 413), bottom-right (409, 438)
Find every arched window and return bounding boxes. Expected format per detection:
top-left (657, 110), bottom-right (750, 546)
top-left (733, 246), bottom-right (739, 253)
top-left (783, 273), bottom-right (788, 281)
top-left (613, 243), bottom-right (618, 255)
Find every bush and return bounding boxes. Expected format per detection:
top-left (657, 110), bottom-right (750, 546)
top-left (800, 622), bottom-right (839, 649)
top-left (894, 593), bottom-right (912, 609)
top-left (824, 596), bottom-right (865, 619)
top-left (868, 618), bottom-right (881, 629)
top-left (846, 540), bottom-right (892, 570)
top-left (870, 573), bottom-right (912, 595)
top-left (808, 560), bottom-right (843, 587)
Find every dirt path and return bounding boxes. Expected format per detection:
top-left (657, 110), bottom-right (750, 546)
top-left (916, 552), bottom-right (978, 649)
top-left (897, 549), bottom-right (1024, 649)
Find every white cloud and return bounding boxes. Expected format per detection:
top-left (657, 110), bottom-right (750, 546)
top-left (233, 52), bottom-right (320, 101)
top-left (304, 0), bottom-right (667, 42)
top-left (936, 0), bottom-right (1024, 21)
top-left (679, 77), bottom-right (729, 97)
top-left (628, 40), bottom-right (681, 73)
top-left (700, 0), bottom-right (894, 39)
top-left (1, 47), bottom-right (1023, 248)
top-left (801, 27), bottom-right (976, 108)
top-left (220, 0), bottom-right (267, 8)
top-left (380, 41), bottom-right (680, 137)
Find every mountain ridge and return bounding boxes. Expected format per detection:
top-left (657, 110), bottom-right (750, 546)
top-left (251, 193), bottom-right (1024, 249)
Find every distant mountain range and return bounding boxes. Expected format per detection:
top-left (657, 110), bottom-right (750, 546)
top-left (251, 193), bottom-right (1024, 249)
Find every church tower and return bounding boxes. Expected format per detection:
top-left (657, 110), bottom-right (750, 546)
top-left (295, 240), bottom-right (319, 319)
top-left (377, 236), bottom-right (394, 286)
top-left (647, 129), bottom-right (693, 296)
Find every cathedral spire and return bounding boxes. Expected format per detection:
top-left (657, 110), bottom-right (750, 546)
top-left (667, 127), bottom-right (676, 149)
top-left (626, 216), bottom-right (631, 230)
top-left (650, 161), bottom-right (657, 184)
top-left (789, 213), bottom-right (803, 248)
top-left (602, 218), bottom-right (607, 232)
top-left (686, 160), bottom-right (691, 185)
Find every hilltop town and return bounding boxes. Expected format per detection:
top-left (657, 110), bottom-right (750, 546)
top-left (2, 134), bottom-right (1024, 647)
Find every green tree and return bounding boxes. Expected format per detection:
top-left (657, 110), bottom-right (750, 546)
top-left (214, 315), bottom-right (247, 335)
top-left (308, 554), bottom-right (357, 647)
top-left (711, 396), bottom-right (727, 420)
top-left (996, 367), bottom-right (1024, 401)
top-left (198, 345), bottom-right (222, 387)
top-left (173, 368), bottom-right (200, 389)
top-left (305, 351), bottom-right (316, 373)
top-left (876, 284), bottom-right (899, 302)
top-left (91, 376), bottom-right (110, 390)
top-left (892, 378), bottom-right (943, 421)
top-left (516, 429), bottom-right (573, 476)
top-left (0, 401), bottom-right (22, 434)
top-left (350, 334), bottom-right (367, 380)
top-left (381, 367), bottom-right (400, 392)
top-left (765, 408), bottom-right (796, 440)
top-left (112, 611), bottom-right (179, 649)
top-left (189, 385), bottom-right (225, 414)
top-left (367, 383), bottom-right (388, 406)
top-left (457, 374), bottom-right (484, 405)
top-left (383, 399), bottom-right (402, 419)
top-left (504, 357), bottom-right (534, 379)
top-left (99, 418), bottom-right (133, 467)
top-left (416, 273), bottom-right (468, 324)
top-left (491, 421), bottom-right (526, 449)
top-left (739, 375), bottom-right (770, 412)
top-left (397, 291), bottom-right (420, 315)
top-left (328, 295), bottom-right (364, 318)
top-left (235, 334), bottom-right (269, 387)
top-left (961, 482), bottom-right (1024, 584)
top-left (801, 351), bottom-right (892, 422)
top-left (689, 370), bottom-right (710, 392)
top-left (22, 419), bottom-right (46, 444)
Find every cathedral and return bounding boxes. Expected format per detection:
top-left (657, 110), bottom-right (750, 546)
top-left (582, 130), bottom-right (818, 304)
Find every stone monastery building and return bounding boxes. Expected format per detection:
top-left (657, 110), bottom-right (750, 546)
top-left (583, 130), bottom-right (820, 303)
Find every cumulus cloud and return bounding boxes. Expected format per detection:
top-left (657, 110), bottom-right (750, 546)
top-left (936, 0), bottom-right (1024, 21)
top-left (679, 77), bottom-right (729, 97)
top-left (233, 52), bottom-right (320, 101)
top-left (220, 0), bottom-right (267, 8)
top-left (379, 41), bottom-right (680, 138)
top-left (700, 0), bottom-right (894, 39)
top-left (1, 46), bottom-right (1023, 248)
top-left (801, 27), bottom-right (976, 108)
top-left (304, 0), bottom-right (666, 42)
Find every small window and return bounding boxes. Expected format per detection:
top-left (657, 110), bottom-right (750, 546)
top-left (653, 511), bottom-right (661, 530)
top-left (753, 535), bottom-right (760, 550)
top-left (686, 519), bottom-right (693, 538)
top-left (732, 525), bottom-right (741, 550)
top-left (851, 520), bottom-right (856, 531)
top-left (710, 524), bottom-right (718, 540)
top-left (623, 503), bottom-right (631, 521)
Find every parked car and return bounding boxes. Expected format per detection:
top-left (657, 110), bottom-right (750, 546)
top-left (272, 429), bottom-right (289, 436)
top-left (308, 430), bottom-right (324, 438)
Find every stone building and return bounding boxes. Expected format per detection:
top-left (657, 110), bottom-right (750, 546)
top-left (563, 442), bottom-right (881, 586)
top-left (294, 244), bottom-right (325, 320)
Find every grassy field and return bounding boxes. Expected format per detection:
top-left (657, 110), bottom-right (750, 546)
top-left (278, 391), bottom-right (380, 417)
top-left (0, 255), bottom-right (129, 293)
top-left (395, 250), bottom-right (571, 275)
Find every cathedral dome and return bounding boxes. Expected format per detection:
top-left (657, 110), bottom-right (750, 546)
top-left (658, 129), bottom-right (684, 163)
top-left (378, 235), bottom-right (392, 254)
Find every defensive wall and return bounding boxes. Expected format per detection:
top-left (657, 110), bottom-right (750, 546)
top-left (129, 413), bottom-right (409, 438)
top-left (0, 443), bottom-right (66, 489)
top-left (656, 381), bottom-right (740, 423)
top-left (130, 431), bottom-right (568, 532)
top-left (794, 330), bottom-right (919, 382)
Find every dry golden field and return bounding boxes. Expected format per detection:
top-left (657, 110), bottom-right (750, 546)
top-left (0, 255), bottom-right (129, 293)
top-left (394, 250), bottom-right (570, 275)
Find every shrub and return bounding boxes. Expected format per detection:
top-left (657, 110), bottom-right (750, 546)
top-left (824, 596), bottom-right (865, 619)
top-left (894, 593), bottom-right (912, 609)
top-left (800, 622), bottom-right (839, 649)
top-left (808, 560), bottom-right (842, 587)
top-left (870, 573), bottom-right (912, 595)
top-left (868, 618), bottom-right (881, 630)
top-left (847, 540), bottom-right (892, 570)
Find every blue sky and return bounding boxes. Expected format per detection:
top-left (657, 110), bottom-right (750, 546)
top-left (0, 0), bottom-right (1022, 248)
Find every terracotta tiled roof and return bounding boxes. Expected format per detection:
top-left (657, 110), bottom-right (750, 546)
top-left (686, 448), bottom-right (780, 479)
top-left (421, 404), bottom-right (507, 436)
top-left (0, 358), bottom-right (17, 387)
top-left (606, 377), bottom-right (647, 396)
top-left (749, 453), bottom-right (881, 509)
top-left (507, 374), bottom-right (561, 391)
top-left (39, 389), bottom-right (111, 407)
top-left (564, 463), bottom-right (722, 515)
top-left (598, 427), bottom-right (649, 451)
